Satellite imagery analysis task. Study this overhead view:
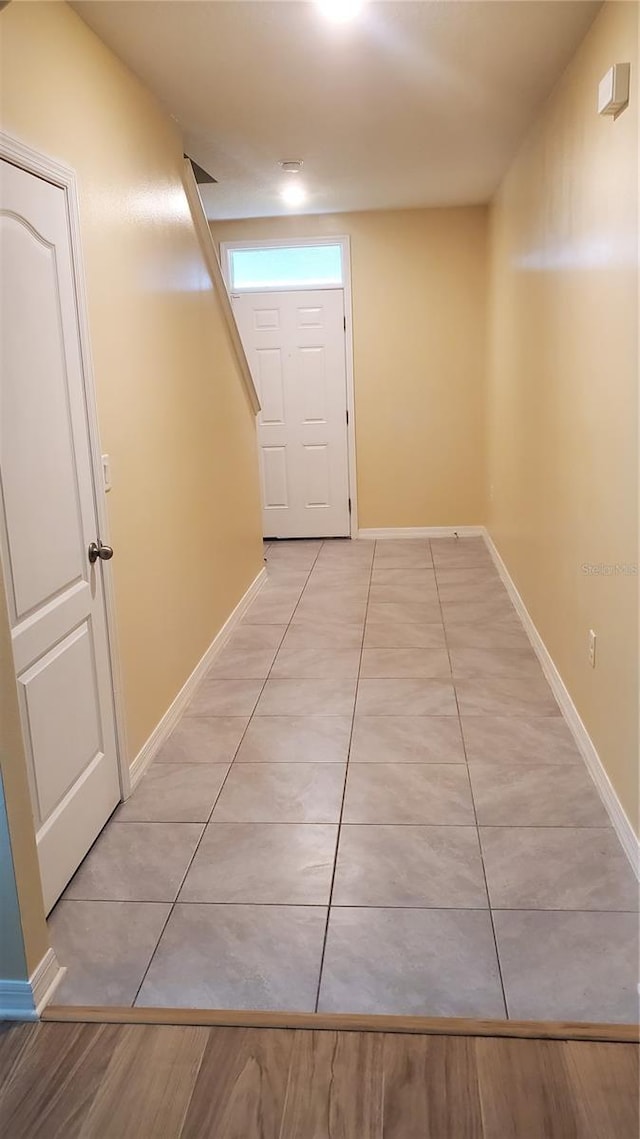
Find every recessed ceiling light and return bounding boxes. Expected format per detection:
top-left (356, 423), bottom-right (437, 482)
top-left (315, 0), bottom-right (365, 24)
top-left (281, 181), bottom-right (307, 208)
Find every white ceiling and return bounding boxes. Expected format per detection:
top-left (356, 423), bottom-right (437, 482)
top-left (73, 0), bottom-right (600, 219)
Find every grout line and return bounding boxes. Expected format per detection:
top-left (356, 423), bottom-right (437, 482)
top-left (431, 539), bottom-right (510, 1021)
top-left (93, 818), bottom-right (617, 829)
top-left (55, 898), bottom-right (640, 913)
top-left (313, 540), bottom-right (376, 1013)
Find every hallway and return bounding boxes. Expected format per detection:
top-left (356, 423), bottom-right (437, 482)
top-left (48, 538), bottom-right (638, 1022)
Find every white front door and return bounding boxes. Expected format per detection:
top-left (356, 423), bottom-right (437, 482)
top-left (233, 289), bottom-right (350, 539)
top-left (0, 158), bottom-right (121, 914)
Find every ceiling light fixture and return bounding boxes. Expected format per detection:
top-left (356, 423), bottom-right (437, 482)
top-left (280, 181), bottom-right (307, 208)
top-left (315, 0), bottom-right (365, 24)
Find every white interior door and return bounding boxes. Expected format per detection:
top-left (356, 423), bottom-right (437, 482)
top-left (0, 158), bottom-right (121, 914)
top-left (233, 289), bottom-right (350, 539)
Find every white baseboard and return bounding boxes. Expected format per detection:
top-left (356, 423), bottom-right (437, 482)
top-left (358, 526), bottom-right (485, 540)
top-left (128, 566), bottom-right (267, 791)
top-left (0, 948), bottom-right (65, 1021)
top-left (483, 528), bottom-right (640, 878)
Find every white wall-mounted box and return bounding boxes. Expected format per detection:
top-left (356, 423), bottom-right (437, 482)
top-left (598, 62), bottom-right (630, 116)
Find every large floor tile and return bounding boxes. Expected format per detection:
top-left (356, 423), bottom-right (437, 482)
top-left (223, 624), bottom-right (287, 649)
top-left (235, 715), bottom-right (352, 763)
top-left (371, 568), bottom-right (436, 587)
top-left (350, 716), bottom-right (465, 763)
top-left (270, 645), bottom-right (361, 679)
top-left (206, 644), bottom-right (278, 679)
top-left (356, 679), bottom-right (457, 716)
top-left (48, 900), bottom-right (170, 1006)
top-left (281, 622), bottom-right (364, 649)
top-left (494, 910), bottom-right (640, 1023)
top-left (434, 566), bottom-right (501, 587)
top-left (363, 621), bottom-right (446, 649)
top-left (255, 678), bottom-right (357, 716)
top-left (242, 595), bottom-right (299, 624)
top-left (318, 908), bottom-right (505, 1017)
top-left (430, 538), bottom-right (493, 569)
top-left (455, 677), bottom-right (560, 717)
top-left (342, 764), bottom-right (475, 824)
top-left (179, 823), bottom-right (338, 904)
top-left (360, 647), bottom-right (451, 678)
top-left (461, 715), bottom-right (582, 764)
top-left (301, 583), bottom-right (369, 605)
top-left (368, 584), bottom-right (438, 606)
top-left (307, 572), bottom-right (370, 591)
top-left (333, 825), bottom-right (487, 907)
top-left (186, 678), bottom-right (263, 717)
top-left (373, 544), bottom-right (432, 569)
top-left (136, 904), bottom-right (326, 1010)
top-left (469, 764), bottom-right (609, 826)
top-left (294, 599), bottom-right (367, 624)
top-left (367, 600), bottom-right (442, 625)
top-left (445, 620), bottom-right (531, 650)
top-left (115, 764), bottom-right (229, 823)
top-left (258, 581), bottom-right (305, 602)
top-left (437, 580), bottom-right (509, 604)
top-left (450, 646), bottom-right (543, 678)
top-left (211, 763), bottom-right (346, 823)
top-left (480, 827), bottom-right (639, 910)
top-left (154, 717), bottom-right (248, 765)
top-left (441, 597), bottom-right (516, 624)
top-left (263, 562), bottom-right (309, 582)
top-left (64, 822), bottom-right (204, 902)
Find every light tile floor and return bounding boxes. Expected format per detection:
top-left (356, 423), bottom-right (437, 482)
top-left (49, 538), bottom-right (640, 1022)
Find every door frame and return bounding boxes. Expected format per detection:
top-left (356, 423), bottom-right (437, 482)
top-left (0, 130), bottom-right (131, 805)
top-left (220, 235), bottom-right (359, 539)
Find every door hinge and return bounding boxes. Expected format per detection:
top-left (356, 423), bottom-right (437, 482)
top-left (348, 497), bottom-right (352, 514)
top-left (343, 316), bottom-right (346, 332)
top-left (346, 409), bottom-right (349, 425)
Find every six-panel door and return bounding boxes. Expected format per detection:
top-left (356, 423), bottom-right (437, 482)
top-left (233, 288), bottom-right (351, 539)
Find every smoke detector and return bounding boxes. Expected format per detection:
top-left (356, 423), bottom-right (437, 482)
top-left (279, 160), bottom-right (304, 174)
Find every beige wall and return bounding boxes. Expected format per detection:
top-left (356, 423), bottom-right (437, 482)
top-left (0, 0), bottom-right (263, 968)
top-left (211, 208), bottom-right (488, 529)
top-left (487, 1), bottom-right (639, 830)
top-left (1, 0), bottom-right (264, 761)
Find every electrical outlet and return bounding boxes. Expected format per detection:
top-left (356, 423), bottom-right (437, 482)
top-left (588, 629), bottom-right (597, 669)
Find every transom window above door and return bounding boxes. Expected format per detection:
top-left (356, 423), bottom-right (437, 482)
top-left (225, 243), bottom-right (344, 291)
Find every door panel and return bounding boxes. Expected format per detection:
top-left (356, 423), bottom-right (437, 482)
top-left (20, 624), bottom-right (102, 821)
top-left (1, 214), bottom-right (85, 619)
top-left (233, 288), bottom-right (350, 539)
top-left (0, 158), bottom-right (121, 913)
top-left (256, 348), bottom-right (285, 423)
top-left (261, 447), bottom-right (289, 508)
top-left (303, 445), bottom-right (331, 508)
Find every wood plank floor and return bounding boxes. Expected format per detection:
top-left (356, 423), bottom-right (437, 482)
top-left (0, 1020), bottom-right (637, 1137)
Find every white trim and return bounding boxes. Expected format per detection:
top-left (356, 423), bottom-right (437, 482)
top-left (0, 949), bottom-right (65, 1022)
top-left (32, 948), bottom-right (66, 1014)
top-left (129, 566), bottom-right (267, 789)
top-left (0, 130), bottom-right (131, 800)
top-left (483, 528), bottom-right (640, 878)
top-left (358, 526), bottom-right (485, 540)
top-left (220, 235), bottom-right (359, 539)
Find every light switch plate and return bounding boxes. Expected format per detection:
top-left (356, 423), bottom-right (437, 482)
top-left (102, 454), bottom-right (112, 493)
